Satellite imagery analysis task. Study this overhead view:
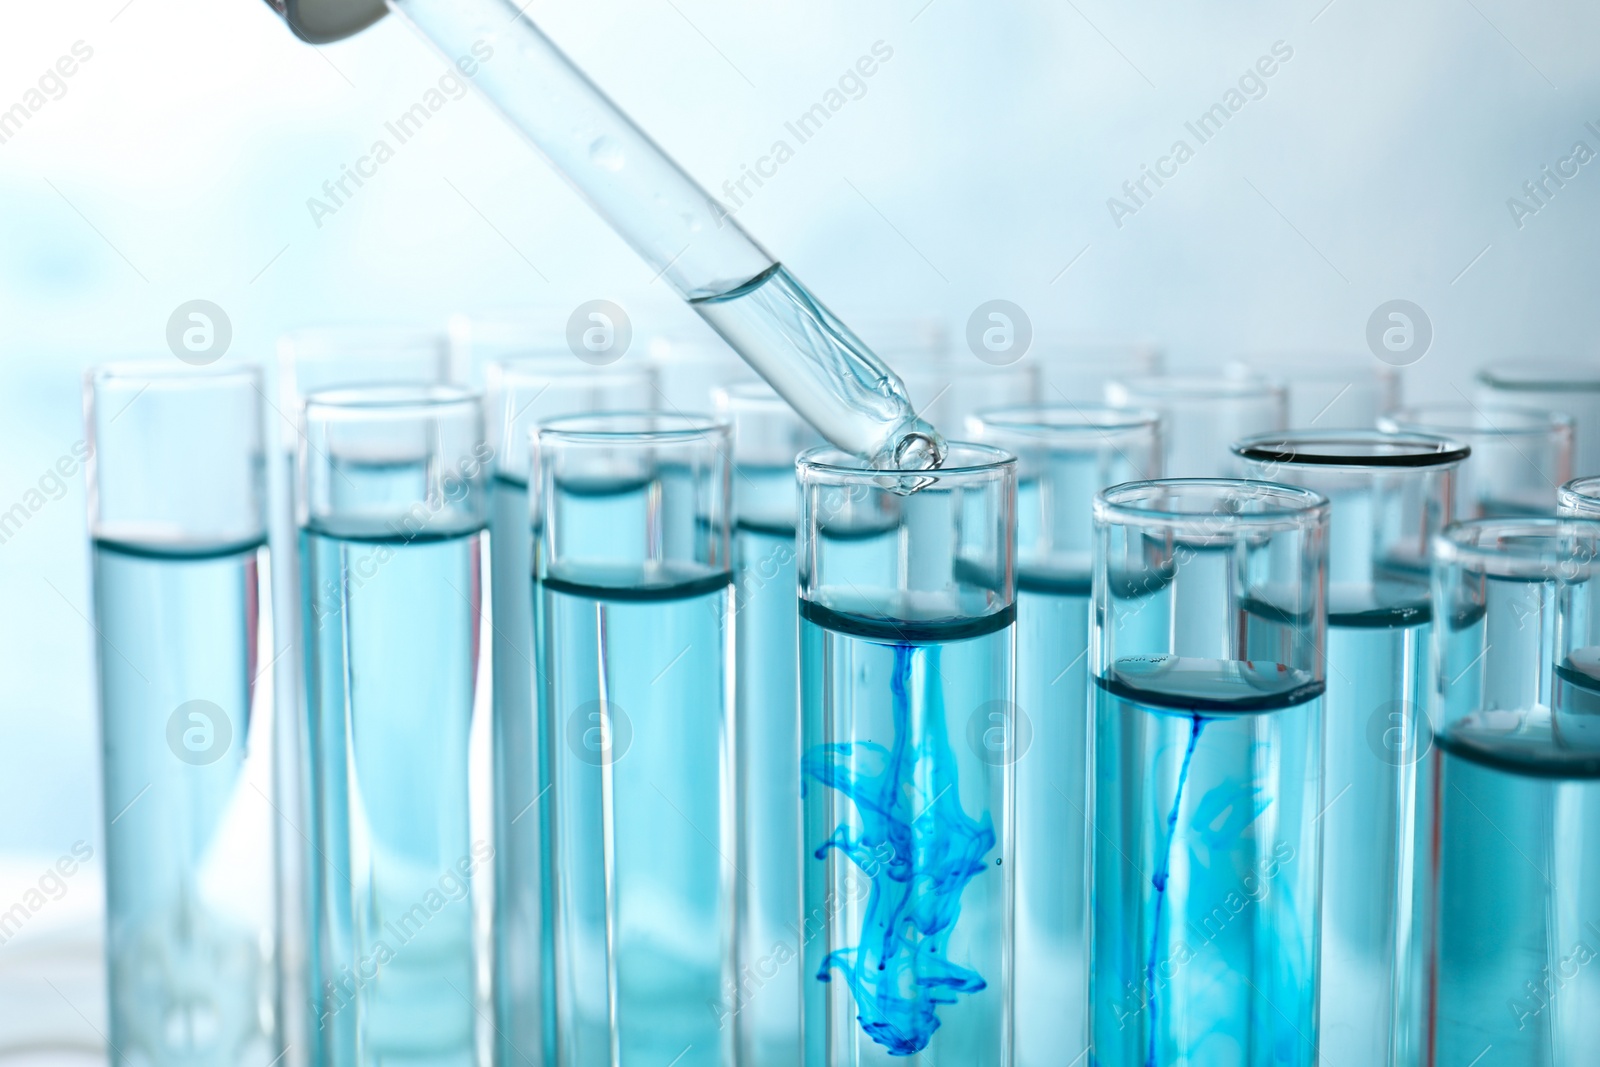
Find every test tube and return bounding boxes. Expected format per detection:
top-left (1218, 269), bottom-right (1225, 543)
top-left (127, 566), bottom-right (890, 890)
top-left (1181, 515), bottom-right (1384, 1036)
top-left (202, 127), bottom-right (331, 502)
top-left (1091, 479), bottom-right (1329, 1067)
top-left (1234, 430), bottom-right (1466, 1067)
top-left (714, 383), bottom-right (819, 1067)
top-left (1559, 475), bottom-right (1600, 517)
top-left (796, 444), bottom-right (1016, 1064)
top-left (649, 334), bottom-right (757, 412)
top-left (967, 406), bottom-right (1161, 1067)
top-left (272, 325), bottom-right (459, 1066)
top-left (86, 363), bottom-right (278, 1065)
top-left (1424, 518), bottom-right (1600, 1064)
top-left (1227, 352), bottom-right (1399, 427)
top-left (267, 0), bottom-right (942, 469)
top-left (299, 386), bottom-right (491, 1067)
top-left (1035, 339), bottom-right (1163, 403)
top-left (895, 358), bottom-right (1040, 440)
top-left (536, 413), bottom-right (735, 1067)
top-left (1476, 361), bottom-right (1600, 475)
top-left (1379, 404), bottom-right (1574, 517)
top-left (1105, 374), bottom-right (1286, 477)
top-left (484, 358), bottom-right (654, 1067)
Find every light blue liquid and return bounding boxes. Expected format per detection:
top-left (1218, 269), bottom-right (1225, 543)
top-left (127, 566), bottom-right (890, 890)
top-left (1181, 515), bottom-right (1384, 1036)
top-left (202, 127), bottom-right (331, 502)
top-left (730, 463), bottom-right (804, 1067)
top-left (543, 566), bottom-right (734, 1067)
top-left (1427, 578), bottom-right (1600, 1065)
top-left (1013, 570), bottom-right (1091, 1067)
top-left (800, 603), bottom-right (1013, 1066)
top-left (302, 529), bottom-right (486, 1067)
top-left (1319, 604), bottom-right (1430, 1067)
top-left (1091, 656), bottom-right (1324, 1067)
top-left (93, 539), bottom-right (279, 1067)
top-left (488, 474), bottom-right (553, 1067)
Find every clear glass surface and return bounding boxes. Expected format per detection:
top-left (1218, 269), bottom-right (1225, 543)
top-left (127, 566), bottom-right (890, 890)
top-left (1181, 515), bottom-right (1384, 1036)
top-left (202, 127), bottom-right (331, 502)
top-left (1236, 431), bottom-right (1464, 1067)
top-left (384, 0), bottom-right (941, 468)
top-left (1106, 374), bottom-right (1286, 478)
top-left (1477, 361), bottom-right (1600, 478)
top-left (969, 407), bottom-right (1160, 1067)
top-left (1090, 479), bottom-right (1329, 1067)
top-left (1227, 352), bottom-right (1399, 428)
top-left (273, 329), bottom-right (462, 1067)
top-left (797, 444), bottom-right (1016, 1065)
top-left (85, 364), bottom-right (279, 1067)
top-left (1425, 519), bottom-right (1600, 1065)
top-left (298, 386), bottom-right (490, 1067)
top-left (716, 384), bottom-right (820, 1067)
top-left (486, 360), bottom-right (653, 1067)
top-left (1560, 475), bottom-right (1600, 518)
top-left (1379, 405), bottom-right (1573, 518)
top-left (535, 413), bottom-right (735, 1067)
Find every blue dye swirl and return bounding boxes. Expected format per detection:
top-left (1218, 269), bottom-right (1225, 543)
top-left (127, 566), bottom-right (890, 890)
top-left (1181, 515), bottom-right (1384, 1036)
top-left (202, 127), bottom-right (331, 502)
top-left (802, 643), bottom-right (996, 1055)
top-left (1145, 713), bottom-right (1206, 1067)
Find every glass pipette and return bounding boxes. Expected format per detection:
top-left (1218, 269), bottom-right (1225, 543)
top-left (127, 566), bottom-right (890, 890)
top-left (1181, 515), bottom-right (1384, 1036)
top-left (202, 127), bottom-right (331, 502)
top-left (268, 0), bottom-right (945, 470)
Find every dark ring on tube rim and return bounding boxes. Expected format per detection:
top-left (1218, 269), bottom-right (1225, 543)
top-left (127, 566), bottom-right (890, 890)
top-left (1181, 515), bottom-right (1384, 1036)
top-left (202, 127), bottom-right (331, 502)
top-left (1233, 430), bottom-right (1470, 468)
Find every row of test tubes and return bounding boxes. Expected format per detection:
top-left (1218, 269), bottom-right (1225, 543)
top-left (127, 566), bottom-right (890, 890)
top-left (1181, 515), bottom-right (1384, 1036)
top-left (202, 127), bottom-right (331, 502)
top-left (81, 328), bottom-right (1600, 1067)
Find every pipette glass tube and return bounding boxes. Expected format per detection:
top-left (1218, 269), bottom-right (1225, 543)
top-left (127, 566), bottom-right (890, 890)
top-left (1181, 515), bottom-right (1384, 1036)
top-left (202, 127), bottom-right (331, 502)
top-left (1559, 475), bottom-right (1600, 518)
top-left (485, 358), bottom-right (654, 1067)
top-left (1477, 360), bottom-right (1600, 476)
top-left (1424, 518), bottom-right (1600, 1065)
top-left (715, 383), bottom-right (820, 1067)
top-left (272, 326), bottom-right (460, 1067)
top-left (86, 363), bottom-right (279, 1066)
top-left (535, 413), bottom-right (735, 1067)
top-left (372, 0), bottom-right (941, 468)
top-left (1105, 373), bottom-right (1286, 478)
top-left (299, 386), bottom-right (490, 1067)
top-left (1090, 479), bottom-right (1329, 1067)
top-left (1235, 431), bottom-right (1467, 1067)
top-left (1227, 353), bottom-right (1399, 428)
top-left (796, 444), bottom-right (1016, 1065)
top-left (1379, 405), bottom-right (1574, 518)
top-left (968, 406), bottom-right (1161, 1067)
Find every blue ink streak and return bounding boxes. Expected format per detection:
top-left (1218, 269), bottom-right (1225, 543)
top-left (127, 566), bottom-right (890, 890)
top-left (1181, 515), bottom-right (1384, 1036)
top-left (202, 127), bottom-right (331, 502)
top-left (803, 643), bottom-right (996, 1056)
top-left (1145, 713), bottom-right (1206, 1067)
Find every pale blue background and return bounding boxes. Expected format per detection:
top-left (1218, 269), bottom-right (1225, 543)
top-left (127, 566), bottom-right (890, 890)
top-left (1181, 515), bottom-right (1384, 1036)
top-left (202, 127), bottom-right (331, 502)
top-left (2, 0), bottom-right (1598, 935)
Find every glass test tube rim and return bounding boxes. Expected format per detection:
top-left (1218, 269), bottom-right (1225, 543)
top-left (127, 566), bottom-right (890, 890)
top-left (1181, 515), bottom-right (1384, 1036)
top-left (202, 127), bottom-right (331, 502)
top-left (1378, 403), bottom-right (1575, 440)
top-left (1232, 428), bottom-right (1471, 470)
top-left (536, 409), bottom-right (728, 444)
top-left (968, 402), bottom-right (1162, 443)
top-left (1477, 359), bottom-right (1600, 391)
top-left (1094, 476), bottom-right (1329, 533)
top-left (299, 383), bottom-right (487, 535)
top-left (1559, 475), bottom-right (1600, 516)
top-left (87, 357), bottom-right (265, 391)
top-left (797, 440), bottom-right (1015, 481)
top-left (1432, 515), bottom-right (1600, 578)
top-left (1106, 371), bottom-right (1287, 406)
top-left (302, 382), bottom-right (481, 417)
